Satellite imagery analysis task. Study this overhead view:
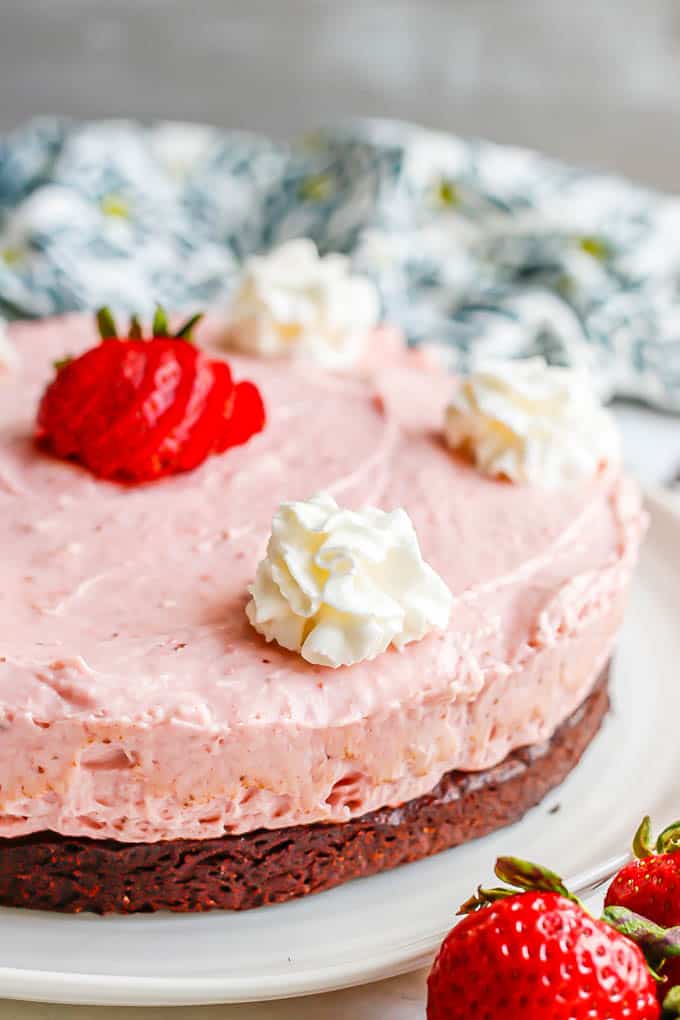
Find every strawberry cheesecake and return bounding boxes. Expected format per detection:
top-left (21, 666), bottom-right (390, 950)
top-left (0, 242), bottom-right (645, 912)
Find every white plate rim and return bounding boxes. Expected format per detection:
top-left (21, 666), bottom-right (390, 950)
top-left (0, 852), bottom-right (634, 1007)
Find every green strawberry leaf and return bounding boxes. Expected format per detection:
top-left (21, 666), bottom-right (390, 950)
top-left (495, 857), bottom-right (574, 900)
top-left (633, 816), bottom-right (654, 858)
top-left (128, 314), bottom-right (143, 339)
top-left (663, 984), bottom-right (680, 1016)
top-left (604, 906), bottom-right (680, 962)
top-left (152, 305), bottom-right (170, 337)
top-left (175, 312), bottom-right (203, 343)
top-left (458, 885), bottom-right (517, 915)
top-left (96, 306), bottom-right (118, 339)
top-left (656, 821), bottom-right (680, 856)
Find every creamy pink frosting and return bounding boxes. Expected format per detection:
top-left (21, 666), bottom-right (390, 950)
top-left (0, 315), bottom-right (645, 842)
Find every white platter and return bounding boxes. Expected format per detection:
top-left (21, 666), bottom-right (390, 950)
top-left (0, 488), bottom-right (679, 1007)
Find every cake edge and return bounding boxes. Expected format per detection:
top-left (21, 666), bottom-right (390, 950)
top-left (0, 666), bottom-right (610, 914)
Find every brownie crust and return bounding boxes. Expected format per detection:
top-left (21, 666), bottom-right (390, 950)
top-left (0, 669), bottom-right (609, 914)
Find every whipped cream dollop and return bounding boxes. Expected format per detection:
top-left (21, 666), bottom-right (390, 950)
top-left (246, 492), bottom-right (453, 667)
top-left (227, 239), bottom-right (380, 369)
top-left (444, 357), bottom-right (620, 487)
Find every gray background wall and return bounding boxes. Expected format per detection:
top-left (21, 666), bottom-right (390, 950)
top-left (1, 0), bottom-right (680, 190)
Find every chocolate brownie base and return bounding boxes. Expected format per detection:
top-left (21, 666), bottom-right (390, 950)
top-left (0, 669), bottom-right (609, 914)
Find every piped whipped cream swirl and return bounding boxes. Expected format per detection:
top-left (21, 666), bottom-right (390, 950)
top-left (246, 492), bottom-right (453, 667)
top-left (227, 239), bottom-right (380, 369)
top-left (444, 357), bottom-right (620, 487)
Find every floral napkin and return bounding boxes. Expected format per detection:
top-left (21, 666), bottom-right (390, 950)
top-left (1, 116), bottom-right (680, 410)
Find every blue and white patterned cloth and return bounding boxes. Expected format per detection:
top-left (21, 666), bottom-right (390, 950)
top-left (2, 117), bottom-right (680, 410)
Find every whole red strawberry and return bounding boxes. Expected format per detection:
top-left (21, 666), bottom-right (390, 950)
top-left (606, 817), bottom-right (680, 1006)
top-left (428, 858), bottom-right (660, 1020)
top-left (37, 306), bottom-right (265, 483)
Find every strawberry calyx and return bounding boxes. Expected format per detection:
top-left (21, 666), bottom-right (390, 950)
top-left (633, 816), bottom-right (680, 859)
top-left (458, 855), bottom-right (579, 915)
top-left (175, 312), bottom-right (203, 341)
top-left (95, 304), bottom-right (204, 344)
top-left (663, 985), bottom-right (680, 1017)
top-left (603, 906), bottom-right (680, 970)
top-left (603, 905), bottom-right (680, 1012)
top-left (96, 306), bottom-right (119, 339)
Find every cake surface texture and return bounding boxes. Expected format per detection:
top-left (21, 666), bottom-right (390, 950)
top-left (0, 314), bottom-right (644, 850)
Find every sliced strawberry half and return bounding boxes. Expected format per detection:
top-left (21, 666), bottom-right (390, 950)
top-left (218, 380), bottom-right (266, 451)
top-left (36, 306), bottom-right (266, 483)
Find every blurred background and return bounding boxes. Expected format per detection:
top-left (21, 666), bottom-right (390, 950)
top-left (2, 0), bottom-right (680, 189)
top-left (2, 0), bottom-right (680, 486)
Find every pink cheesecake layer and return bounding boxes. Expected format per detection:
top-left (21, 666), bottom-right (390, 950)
top-left (0, 315), bottom-right (645, 842)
